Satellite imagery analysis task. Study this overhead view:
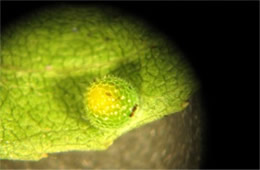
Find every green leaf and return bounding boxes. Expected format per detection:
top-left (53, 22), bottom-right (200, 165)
top-left (0, 5), bottom-right (198, 160)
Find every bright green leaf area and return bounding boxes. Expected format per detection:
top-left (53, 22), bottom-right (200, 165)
top-left (0, 5), bottom-right (198, 160)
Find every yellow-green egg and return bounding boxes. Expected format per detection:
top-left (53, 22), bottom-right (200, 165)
top-left (83, 75), bottom-right (139, 130)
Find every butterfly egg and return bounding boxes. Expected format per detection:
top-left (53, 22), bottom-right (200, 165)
top-left (83, 75), bottom-right (139, 130)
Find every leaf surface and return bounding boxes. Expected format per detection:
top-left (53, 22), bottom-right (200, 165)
top-left (0, 5), bottom-right (198, 160)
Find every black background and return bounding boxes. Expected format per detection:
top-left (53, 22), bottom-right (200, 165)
top-left (1, 1), bottom-right (259, 169)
